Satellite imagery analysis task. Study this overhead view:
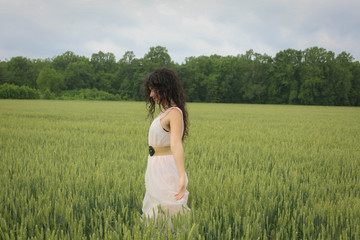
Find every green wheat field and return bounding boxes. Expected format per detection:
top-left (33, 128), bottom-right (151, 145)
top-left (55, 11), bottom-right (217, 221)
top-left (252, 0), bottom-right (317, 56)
top-left (1, 100), bottom-right (359, 239)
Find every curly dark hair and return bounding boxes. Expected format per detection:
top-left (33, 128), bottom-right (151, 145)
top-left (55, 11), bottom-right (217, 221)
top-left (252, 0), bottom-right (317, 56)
top-left (143, 67), bottom-right (188, 139)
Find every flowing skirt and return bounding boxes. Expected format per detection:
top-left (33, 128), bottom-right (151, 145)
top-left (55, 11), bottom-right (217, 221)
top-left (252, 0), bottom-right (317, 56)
top-left (142, 154), bottom-right (189, 222)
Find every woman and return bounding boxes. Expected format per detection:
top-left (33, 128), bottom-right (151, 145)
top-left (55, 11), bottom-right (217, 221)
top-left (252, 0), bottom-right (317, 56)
top-left (142, 67), bottom-right (190, 224)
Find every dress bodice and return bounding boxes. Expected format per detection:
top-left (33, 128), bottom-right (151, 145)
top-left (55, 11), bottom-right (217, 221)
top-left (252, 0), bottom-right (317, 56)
top-left (148, 107), bottom-right (184, 147)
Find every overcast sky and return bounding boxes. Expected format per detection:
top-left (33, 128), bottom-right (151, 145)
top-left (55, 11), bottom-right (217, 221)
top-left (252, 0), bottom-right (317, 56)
top-left (1, 0), bottom-right (359, 63)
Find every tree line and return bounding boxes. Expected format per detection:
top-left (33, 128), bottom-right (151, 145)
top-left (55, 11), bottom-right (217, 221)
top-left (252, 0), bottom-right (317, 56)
top-left (0, 46), bottom-right (359, 106)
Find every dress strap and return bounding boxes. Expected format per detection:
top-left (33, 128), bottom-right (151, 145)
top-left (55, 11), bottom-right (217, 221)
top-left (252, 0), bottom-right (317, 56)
top-left (159, 107), bottom-right (184, 135)
top-left (160, 107), bottom-right (183, 119)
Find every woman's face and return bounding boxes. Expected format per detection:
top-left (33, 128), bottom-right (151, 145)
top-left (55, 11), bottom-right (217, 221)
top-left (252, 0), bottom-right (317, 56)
top-left (149, 88), bottom-right (160, 104)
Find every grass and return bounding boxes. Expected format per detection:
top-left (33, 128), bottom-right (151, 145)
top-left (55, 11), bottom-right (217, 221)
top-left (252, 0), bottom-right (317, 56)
top-left (1, 100), bottom-right (359, 239)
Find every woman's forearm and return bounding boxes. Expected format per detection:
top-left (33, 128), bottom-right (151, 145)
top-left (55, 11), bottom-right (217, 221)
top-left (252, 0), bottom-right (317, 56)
top-left (171, 143), bottom-right (186, 180)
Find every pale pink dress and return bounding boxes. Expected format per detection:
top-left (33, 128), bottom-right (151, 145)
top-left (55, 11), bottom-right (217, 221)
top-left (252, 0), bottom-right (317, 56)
top-left (142, 107), bottom-right (189, 220)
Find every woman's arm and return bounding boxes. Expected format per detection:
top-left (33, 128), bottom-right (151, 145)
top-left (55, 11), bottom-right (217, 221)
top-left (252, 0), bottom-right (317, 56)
top-left (168, 109), bottom-right (186, 200)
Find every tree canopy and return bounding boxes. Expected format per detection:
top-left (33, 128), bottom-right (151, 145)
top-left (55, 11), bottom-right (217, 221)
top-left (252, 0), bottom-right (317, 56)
top-left (1, 46), bottom-right (359, 106)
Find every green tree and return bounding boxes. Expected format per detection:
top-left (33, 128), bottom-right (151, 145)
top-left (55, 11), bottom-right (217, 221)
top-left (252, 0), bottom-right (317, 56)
top-left (36, 67), bottom-right (65, 93)
top-left (175, 62), bottom-right (197, 102)
top-left (181, 56), bottom-right (209, 102)
top-left (1, 46), bottom-right (360, 105)
top-left (52, 51), bottom-right (84, 72)
top-left (91, 51), bottom-right (117, 73)
top-left (218, 56), bottom-right (244, 103)
top-left (6, 56), bottom-right (38, 88)
top-left (268, 49), bottom-right (302, 104)
top-left (94, 71), bottom-right (116, 93)
top-left (349, 61), bottom-right (360, 106)
top-left (143, 46), bottom-right (173, 71)
top-left (239, 50), bottom-right (271, 103)
top-left (204, 55), bottom-right (222, 102)
top-left (64, 60), bottom-right (94, 90)
top-left (120, 51), bottom-right (136, 64)
top-left (116, 51), bottom-right (144, 99)
top-left (0, 61), bottom-right (9, 85)
top-left (298, 47), bottom-right (332, 105)
top-left (332, 52), bottom-right (353, 105)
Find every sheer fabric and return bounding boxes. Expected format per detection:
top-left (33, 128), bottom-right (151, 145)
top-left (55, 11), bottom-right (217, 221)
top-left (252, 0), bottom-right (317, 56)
top-left (142, 107), bottom-right (189, 221)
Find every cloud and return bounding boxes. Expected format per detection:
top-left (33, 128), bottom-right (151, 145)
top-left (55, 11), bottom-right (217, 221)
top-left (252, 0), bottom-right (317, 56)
top-left (0, 0), bottom-right (359, 62)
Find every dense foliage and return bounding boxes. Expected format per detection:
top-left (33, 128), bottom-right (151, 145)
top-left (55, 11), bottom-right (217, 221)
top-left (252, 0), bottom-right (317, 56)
top-left (1, 100), bottom-right (359, 239)
top-left (0, 83), bottom-right (40, 99)
top-left (1, 46), bottom-right (359, 105)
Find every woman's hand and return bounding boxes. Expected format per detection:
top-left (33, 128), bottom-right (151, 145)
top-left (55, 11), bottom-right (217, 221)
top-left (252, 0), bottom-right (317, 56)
top-left (174, 176), bottom-right (186, 200)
